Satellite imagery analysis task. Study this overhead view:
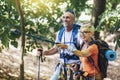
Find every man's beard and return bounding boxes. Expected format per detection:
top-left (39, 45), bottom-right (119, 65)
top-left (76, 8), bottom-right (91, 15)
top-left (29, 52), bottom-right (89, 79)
top-left (63, 23), bottom-right (68, 29)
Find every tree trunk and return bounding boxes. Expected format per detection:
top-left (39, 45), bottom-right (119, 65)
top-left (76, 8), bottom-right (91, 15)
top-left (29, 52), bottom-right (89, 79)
top-left (14, 0), bottom-right (25, 80)
top-left (92, 0), bottom-right (106, 28)
top-left (91, 0), bottom-right (106, 40)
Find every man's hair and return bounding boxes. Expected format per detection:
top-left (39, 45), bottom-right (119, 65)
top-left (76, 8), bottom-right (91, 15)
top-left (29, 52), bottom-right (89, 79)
top-left (65, 9), bottom-right (75, 17)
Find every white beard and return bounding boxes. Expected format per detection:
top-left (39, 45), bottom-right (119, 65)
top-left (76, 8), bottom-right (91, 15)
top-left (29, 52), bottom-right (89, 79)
top-left (63, 23), bottom-right (68, 30)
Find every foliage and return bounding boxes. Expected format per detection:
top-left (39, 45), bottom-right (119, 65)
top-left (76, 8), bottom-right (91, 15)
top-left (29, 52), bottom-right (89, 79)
top-left (0, 0), bottom-right (87, 53)
top-left (0, 0), bottom-right (120, 51)
top-left (97, 2), bottom-right (120, 50)
top-left (0, 0), bottom-right (120, 79)
top-left (0, 0), bottom-right (20, 50)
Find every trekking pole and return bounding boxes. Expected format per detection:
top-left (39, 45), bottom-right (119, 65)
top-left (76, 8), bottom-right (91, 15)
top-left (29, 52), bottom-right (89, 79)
top-left (13, 29), bottom-right (55, 44)
top-left (38, 54), bottom-right (40, 80)
top-left (63, 60), bottom-right (67, 80)
top-left (37, 49), bottom-right (43, 80)
top-left (63, 52), bottom-right (67, 80)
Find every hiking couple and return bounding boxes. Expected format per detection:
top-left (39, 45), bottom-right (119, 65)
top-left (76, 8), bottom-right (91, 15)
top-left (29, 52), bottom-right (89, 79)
top-left (37, 10), bottom-right (102, 80)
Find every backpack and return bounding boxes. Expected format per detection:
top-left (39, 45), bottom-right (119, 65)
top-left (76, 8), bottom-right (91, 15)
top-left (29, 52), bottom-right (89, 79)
top-left (88, 40), bottom-right (109, 78)
top-left (58, 24), bottom-right (80, 49)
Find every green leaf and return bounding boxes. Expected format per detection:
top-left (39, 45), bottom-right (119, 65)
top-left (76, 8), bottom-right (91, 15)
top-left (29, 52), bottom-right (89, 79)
top-left (9, 31), bottom-right (21, 39)
top-left (1, 33), bottom-right (9, 48)
top-left (11, 40), bottom-right (18, 48)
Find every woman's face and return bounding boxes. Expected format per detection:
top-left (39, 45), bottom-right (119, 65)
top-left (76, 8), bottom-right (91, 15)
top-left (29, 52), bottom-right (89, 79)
top-left (79, 28), bottom-right (93, 42)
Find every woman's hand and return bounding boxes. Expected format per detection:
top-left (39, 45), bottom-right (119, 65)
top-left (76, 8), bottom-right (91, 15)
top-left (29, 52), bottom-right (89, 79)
top-left (70, 63), bottom-right (79, 72)
top-left (73, 73), bottom-right (80, 80)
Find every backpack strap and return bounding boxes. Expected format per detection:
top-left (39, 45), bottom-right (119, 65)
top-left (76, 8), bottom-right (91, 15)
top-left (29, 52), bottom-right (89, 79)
top-left (87, 56), bottom-right (99, 72)
top-left (80, 40), bottom-right (99, 72)
top-left (80, 42), bottom-right (84, 50)
top-left (72, 24), bottom-right (80, 49)
top-left (87, 40), bottom-right (100, 71)
top-left (58, 24), bottom-right (80, 49)
top-left (58, 26), bottom-right (65, 42)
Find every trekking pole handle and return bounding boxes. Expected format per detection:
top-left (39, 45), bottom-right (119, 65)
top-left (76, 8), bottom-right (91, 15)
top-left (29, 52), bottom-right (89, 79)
top-left (38, 49), bottom-right (44, 62)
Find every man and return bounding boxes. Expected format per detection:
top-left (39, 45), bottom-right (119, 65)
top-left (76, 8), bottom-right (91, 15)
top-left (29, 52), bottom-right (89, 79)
top-left (39, 10), bottom-right (81, 80)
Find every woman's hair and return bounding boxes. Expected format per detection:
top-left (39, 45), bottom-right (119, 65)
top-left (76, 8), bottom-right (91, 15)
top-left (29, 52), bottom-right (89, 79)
top-left (80, 23), bottom-right (101, 40)
top-left (81, 23), bottom-right (95, 33)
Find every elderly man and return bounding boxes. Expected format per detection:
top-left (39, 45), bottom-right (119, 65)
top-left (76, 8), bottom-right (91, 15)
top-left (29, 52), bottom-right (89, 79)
top-left (39, 10), bottom-right (81, 80)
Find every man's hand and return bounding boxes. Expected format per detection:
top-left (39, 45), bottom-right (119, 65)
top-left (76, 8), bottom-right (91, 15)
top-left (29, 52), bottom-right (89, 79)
top-left (32, 48), bottom-right (43, 56)
top-left (57, 43), bottom-right (68, 49)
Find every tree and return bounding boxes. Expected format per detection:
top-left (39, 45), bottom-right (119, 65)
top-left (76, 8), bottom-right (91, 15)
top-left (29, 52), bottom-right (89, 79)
top-left (92, 0), bottom-right (106, 28)
top-left (14, 0), bottom-right (25, 80)
top-left (95, 0), bottom-right (120, 49)
top-left (91, 0), bottom-right (120, 50)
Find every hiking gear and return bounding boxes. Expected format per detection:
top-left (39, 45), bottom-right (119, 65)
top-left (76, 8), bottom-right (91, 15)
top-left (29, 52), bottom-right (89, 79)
top-left (14, 29), bottom-right (55, 44)
top-left (88, 40), bottom-right (116, 78)
top-left (105, 49), bottom-right (117, 61)
top-left (38, 55), bottom-right (40, 80)
top-left (57, 24), bottom-right (80, 80)
top-left (58, 24), bottom-right (80, 61)
top-left (74, 70), bottom-right (88, 77)
top-left (37, 49), bottom-right (45, 80)
top-left (58, 24), bottom-right (80, 49)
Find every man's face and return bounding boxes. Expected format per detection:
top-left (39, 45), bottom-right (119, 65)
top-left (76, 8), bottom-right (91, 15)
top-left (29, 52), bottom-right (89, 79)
top-left (62, 12), bottom-right (75, 27)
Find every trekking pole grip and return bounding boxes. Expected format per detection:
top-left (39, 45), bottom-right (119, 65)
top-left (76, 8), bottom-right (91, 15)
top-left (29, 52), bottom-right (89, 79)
top-left (38, 49), bottom-right (44, 62)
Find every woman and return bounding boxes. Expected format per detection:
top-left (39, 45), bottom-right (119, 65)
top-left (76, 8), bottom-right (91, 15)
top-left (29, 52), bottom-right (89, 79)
top-left (57, 23), bottom-right (102, 80)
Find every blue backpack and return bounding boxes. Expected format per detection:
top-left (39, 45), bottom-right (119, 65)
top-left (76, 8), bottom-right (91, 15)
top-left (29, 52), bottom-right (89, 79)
top-left (58, 24), bottom-right (80, 49)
